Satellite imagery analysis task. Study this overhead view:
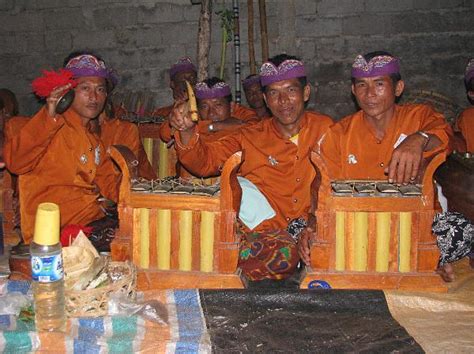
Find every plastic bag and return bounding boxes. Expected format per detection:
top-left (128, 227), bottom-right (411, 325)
top-left (108, 290), bottom-right (168, 325)
top-left (0, 292), bottom-right (32, 315)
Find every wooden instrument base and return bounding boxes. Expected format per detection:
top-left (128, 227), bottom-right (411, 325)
top-left (137, 269), bottom-right (244, 290)
top-left (301, 268), bottom-right (448, 293)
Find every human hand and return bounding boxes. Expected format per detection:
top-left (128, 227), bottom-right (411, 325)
top-left (169, 100), bottom-right (196, 132)
top-left (386, 133), bottom-right (426, 185)
top-left (46, 83), bottom-right (72, 118)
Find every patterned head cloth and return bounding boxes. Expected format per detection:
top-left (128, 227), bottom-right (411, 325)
top-left (195, 81), bottom-right (231, 100)
top-left (351, 54), bottom-right (400, 78)
top-left (242, 75), bottom-right (261, 89)
top-left (65, 54), bottom-right (118, 86)
top-left (260, 59), bottom-right (306, 87)
top-left (465, 59), bottom-right (474, 84)
top-left (169, 57), bottom-right (197, 78)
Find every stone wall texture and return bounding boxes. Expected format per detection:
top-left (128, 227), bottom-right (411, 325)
top-left (1, 0), bottom-right (473, 119)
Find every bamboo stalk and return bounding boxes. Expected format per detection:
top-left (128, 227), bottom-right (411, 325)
top-left (197, 0), bottom-right (212, 81)
top-left (247, 0), bottom-right (256, 75)
top-left (258, 0), bottom-right (269, 62)
top-left (233, 0), bottom-right (241, 103)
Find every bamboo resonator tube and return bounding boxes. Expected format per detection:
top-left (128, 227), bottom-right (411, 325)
top-left (138, 208), bottom-right (216, 272)
top-left (334, 211), bottom-right (413, 272)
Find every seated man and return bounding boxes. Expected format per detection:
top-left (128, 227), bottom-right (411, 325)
top-left (94, 105), bottom-right (157, 180)
top-left (151, 57), bottom-right (197, 118)
top-left (453, 59), bottom-right (474, 152)
top-left (299, 51), bottom-right (465, 282)
top-left (241, 74), bottom-right (271, 119)
top-left (4, 53), bottom-right (121, 246)
top-left (169, 54), bottom-right (333, 284)
top-left (159, 77), bottom-right (257, 178)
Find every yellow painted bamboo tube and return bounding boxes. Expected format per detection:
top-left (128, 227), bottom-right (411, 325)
top-left (335, 212), bottom-right (345, 271)
top-left (158, 141), bottom-right (169, 179)
top-left (179, 210), bottom-right (193, 271)
top-left (157, 209), bottom-right (171, 270)
top-left (353, 212), bottom-right (368, 271)
top-left (376, 212), bottom-right (391, 272)
top-left (200, 211), bottom-right (215, 272)
top-left (399, 212), bottom-right (412, 272)
top-left (139, 208), bottom-right (150, 269)
top-left (143, 138), bottom-right (153, 165)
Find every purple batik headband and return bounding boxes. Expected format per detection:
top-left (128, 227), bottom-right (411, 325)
top-left (242, 75), bottom-right (261, 89)
top-left (465, 59), bottom-right (474, 83)
top-left (169, 57), bottom-right (196, 78)
top-left (65, 54), bottom-right (118, 86)
top-left (259, 59), bottom-right (306, 87)
top-left (195, 81), bottom-right (231, 99)
top-left (351, 55), bottom-right (400, 78)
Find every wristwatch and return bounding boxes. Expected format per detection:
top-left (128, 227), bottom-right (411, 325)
top-left (208, 123), bottom-right (215, 132)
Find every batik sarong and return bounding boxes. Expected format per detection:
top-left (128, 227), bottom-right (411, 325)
top-left (238, 229), bottom-right (300, 281)
top-left (432, 211), bottom-right (474, 266)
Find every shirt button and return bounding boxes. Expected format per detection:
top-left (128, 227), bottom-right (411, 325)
top-left (379, 162), bottom-right (384, 167)
top-left (296, 178), bottom-right (301, 182)
top-left (376, 141), bottom-right (381, 144)
top-left (89, 170), bottom-right (93, 173)
top-left (293, 198), bottom-right (298, 203)
top-left (295, 156), bottom-right (299, 160)
top-left (89, 147), bottom-right (93, 151)
top-left (286, 217), bottom-right (290, 221)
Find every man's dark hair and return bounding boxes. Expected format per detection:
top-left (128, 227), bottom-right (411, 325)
top-left (201, 77), bottom-right (232, 103)
top-left (0, 88), bottom-right (19, 116)
top-left (262, 54), bottom-right (307, 92)
top-left (0, 97), bottom-right (5, 111)
top-left (351, 50), bottom-right (402, 85)
top-left (465, 78), bottom-right (474, 92)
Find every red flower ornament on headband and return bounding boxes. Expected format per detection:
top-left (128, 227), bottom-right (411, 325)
top-left (259, 59), bottom-right (306, 87)
top-left (351, 55), bottom-right (400, 78)
top-left (31, 69), bottom-right (77, 98)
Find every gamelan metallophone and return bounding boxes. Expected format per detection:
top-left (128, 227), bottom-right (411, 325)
top-left (110, 146), bottom-right (244, 290)
top-left (301, 152), bottom-right (448, 292)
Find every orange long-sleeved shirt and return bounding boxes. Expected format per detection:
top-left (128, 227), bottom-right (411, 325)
top-left (455, 106), bottom-right (474, 152)
top-left (320, 104), bottom-right (452, 180)
top-left (175, 111), bottom-right (333, 231)
top-left (100, 117), bottom-right (156, 180)
top-left (4, 107), bottom-right (121, 243)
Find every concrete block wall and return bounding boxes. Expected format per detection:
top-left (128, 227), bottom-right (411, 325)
top-left (1, 0), bottom-right (473, 120)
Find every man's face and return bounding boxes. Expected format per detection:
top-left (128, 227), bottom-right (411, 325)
top-left (244, 83), bottom-right (265, 109)
top-left (70, 76), bottom-right (107, 121)
top-left (170, 70), bottom-right (197, 100)
top-left (198, 97), bottom-right (231, 122)
top-left (352, 75), bottom-right (404, 120)
top-left (263, 78), bottom-right (310, 127)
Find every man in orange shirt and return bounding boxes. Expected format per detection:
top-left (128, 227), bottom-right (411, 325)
top-left (454, 59), bottom-right (474, 152)
top-left (159, 78), bottom-right (256, 178)
top-left (168, 54), bottom-right (333, 285)
top-left (4, 54), bottom-right (121, 247)
top-left (300, 51), bottom-right (468, 282)
top-left (151, 57), bottom-right (198, 118)
top-left (95, 109), bottom-right (156, 180)
top-left (241, 74), bottom-right (271, 120)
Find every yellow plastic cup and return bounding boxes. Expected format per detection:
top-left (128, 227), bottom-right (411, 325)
top-left (33, 203), bottom-right (60, 246)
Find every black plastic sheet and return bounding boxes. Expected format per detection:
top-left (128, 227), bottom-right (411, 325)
top-left (200, 289), bottom-right (422, 353)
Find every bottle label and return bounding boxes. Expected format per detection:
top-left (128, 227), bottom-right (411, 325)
top-left (31, 254), bottom-right (64, 282)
